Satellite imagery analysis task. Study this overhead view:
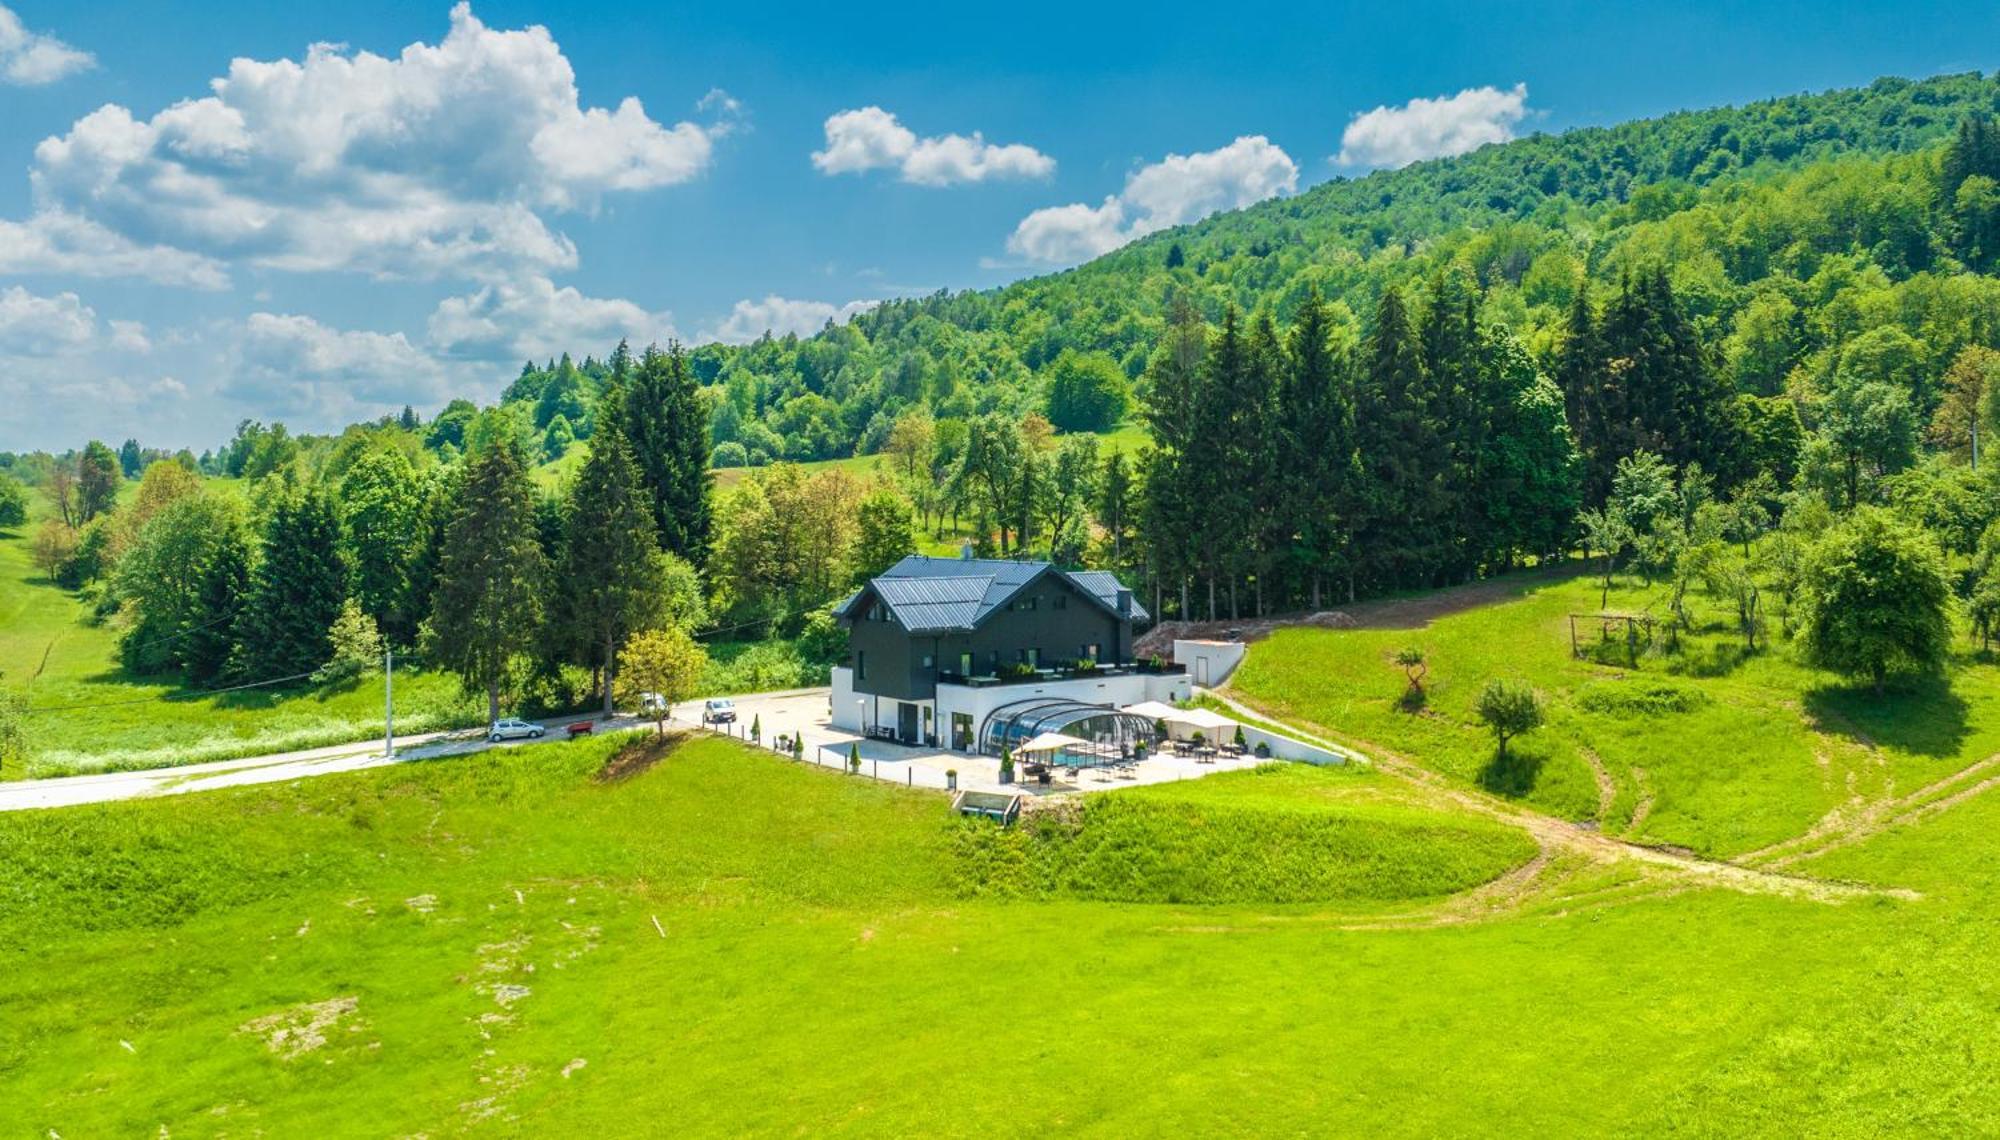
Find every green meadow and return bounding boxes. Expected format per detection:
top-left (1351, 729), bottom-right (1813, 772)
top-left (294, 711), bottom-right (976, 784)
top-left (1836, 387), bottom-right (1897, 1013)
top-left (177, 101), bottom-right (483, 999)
top-left (1231, 567), bottom-right (2000, 859)
top-left (3, 723), bottom-right (1997, 1136)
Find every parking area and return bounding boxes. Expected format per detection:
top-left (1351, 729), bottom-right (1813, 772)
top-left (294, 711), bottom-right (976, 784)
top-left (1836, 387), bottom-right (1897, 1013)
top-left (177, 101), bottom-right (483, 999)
top-left (671, 688), bottom-right (1268, 796)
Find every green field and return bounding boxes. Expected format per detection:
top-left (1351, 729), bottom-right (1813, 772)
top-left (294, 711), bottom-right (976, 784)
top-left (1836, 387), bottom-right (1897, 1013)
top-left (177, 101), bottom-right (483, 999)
top-left (1230, 567), bottom-right (2000, 860)
top-left (4, 717), bottom-right (1997, 1135)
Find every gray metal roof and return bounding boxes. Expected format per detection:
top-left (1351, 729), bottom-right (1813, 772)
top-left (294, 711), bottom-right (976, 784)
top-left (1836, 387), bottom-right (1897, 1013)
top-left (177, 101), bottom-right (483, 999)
top-left (838, 555), bottom-right (1147, 631)
top-left (873, 575), bottom-right (992, 633)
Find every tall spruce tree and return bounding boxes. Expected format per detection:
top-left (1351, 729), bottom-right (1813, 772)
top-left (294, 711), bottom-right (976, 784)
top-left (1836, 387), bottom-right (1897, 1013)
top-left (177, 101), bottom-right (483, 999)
top-left (425, 442), bottom-right (548, 723)
top-left (230, 484), bottom-right (347, 681)
top-left (1355, 286), bottom-right (1447, 591)
top-left (625, 344), bottom-right (714, 568)
top-left (561, 415), bottom-right (665, 717)
top-left (1138, 297), bottom-right (1207, 619)
top-left (1422, 265), bottom-right (1486, 580)
top-left (1282, 288), bottom-right (1359, 606)
top-left (185, 529), bottom-right (249, 686)
top-left (1555, 286), bottom-right (1618, 505)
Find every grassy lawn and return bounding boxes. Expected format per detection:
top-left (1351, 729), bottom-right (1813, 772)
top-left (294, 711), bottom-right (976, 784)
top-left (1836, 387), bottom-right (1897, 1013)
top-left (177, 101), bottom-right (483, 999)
top-left (4, 730), bottom-right (1997, 1135)
top-left (1228, 567), bottom-right (2000, 859)
top-left (0, 504), bottom-right (483, 780)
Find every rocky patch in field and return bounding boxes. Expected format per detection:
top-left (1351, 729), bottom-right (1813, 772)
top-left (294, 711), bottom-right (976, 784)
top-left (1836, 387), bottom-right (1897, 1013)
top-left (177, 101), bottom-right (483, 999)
top-left (238, 996), bottom-right (361, 1059)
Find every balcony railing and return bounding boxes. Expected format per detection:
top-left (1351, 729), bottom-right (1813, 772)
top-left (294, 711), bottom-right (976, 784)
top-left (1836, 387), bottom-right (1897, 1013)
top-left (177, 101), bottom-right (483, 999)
top-left (933, 660), bottom-right (1185, 689)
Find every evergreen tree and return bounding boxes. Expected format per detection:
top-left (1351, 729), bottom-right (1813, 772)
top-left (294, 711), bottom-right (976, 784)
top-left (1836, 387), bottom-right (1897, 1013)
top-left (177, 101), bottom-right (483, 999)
top-left (117, 439), bottom-right (143, 479)
top-left (1138, 297), bottom-right (1206, 618)
top-left (1422, 265), bottom-right (1486, 579)
top-left (561, 419), bottom-right (666, 717)
top-left (1354, 286), bottom-right (1446, 591)
top-left (184, 532), bottom-right (249, 686)
top-left (425, 443), bottom-right (549, 723)
top-left (1281, 288), bottom-right (1359, 606)
top-left (230, 485), bottom-right (347, 681)
top-left (1555, 286), bottom-right (1616, 504)
top-left (625, 344), bottom-right (714, 567)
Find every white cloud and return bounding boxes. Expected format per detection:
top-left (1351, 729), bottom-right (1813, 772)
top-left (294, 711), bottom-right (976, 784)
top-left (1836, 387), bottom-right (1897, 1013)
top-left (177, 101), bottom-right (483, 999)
top-left (428, 275), bottom-right (674, 361)
top-left (0, 211), bottom-right (230, 288)
top-left (1337, 83), bottom-right (1530, 169)
top-left (1005, 135), bottom-right (1296, 265)
top-left (0, 285), bottom-right (97, 354)
top-left (814, 106), bottom-right (1053, 187)
top-left (702, 295), bottom-right (876, 345)
top-left (109, 319), bottom-right (151, 353)
top-left (227, 312), bottom-right (455, 421)
top-left (0, 3), bottom-right (93, 86)
top-left (12, 3), bottom-right (731, 284)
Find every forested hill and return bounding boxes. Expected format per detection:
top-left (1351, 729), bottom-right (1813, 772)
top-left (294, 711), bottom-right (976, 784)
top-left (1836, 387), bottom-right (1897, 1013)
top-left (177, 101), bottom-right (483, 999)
top-left (655, 71), bottom-right (1996, 466)
top-left (200, 69), bottom-right (1999, 477)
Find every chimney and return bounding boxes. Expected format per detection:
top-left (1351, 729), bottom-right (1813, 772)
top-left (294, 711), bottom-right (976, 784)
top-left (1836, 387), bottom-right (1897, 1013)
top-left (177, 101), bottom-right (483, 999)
top-left (1115, 588), bottom-right (1132, 617)
top-left (960, 541), bottom-right (974, 560)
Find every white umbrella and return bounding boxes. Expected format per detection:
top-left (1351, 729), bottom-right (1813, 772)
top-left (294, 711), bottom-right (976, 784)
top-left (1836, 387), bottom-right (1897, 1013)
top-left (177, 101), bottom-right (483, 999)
top-left (1167, 707), bottom-right (1237, 731)
top-left (1014, 731), bottom-right (1090, 755)
top-left (1121, 700), bottom-right (1182, 722)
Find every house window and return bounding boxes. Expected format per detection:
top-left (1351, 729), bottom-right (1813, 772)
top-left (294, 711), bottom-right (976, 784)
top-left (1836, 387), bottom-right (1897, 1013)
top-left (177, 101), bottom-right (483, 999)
top-left (959, 652), bottom-right (973, 676)
top-left (855, 651), bottom-right (867, 681)
top-left (1083, 643), bottom-right (1099, 661)
top-left (988, 650), bottom-right (999, 671)
top-left (1054, 595), bottom-right (1067, 610)
top-left (1027, 648), bottom-right (1040, 669)
top-left (922, 654), bottom-right (934, 668)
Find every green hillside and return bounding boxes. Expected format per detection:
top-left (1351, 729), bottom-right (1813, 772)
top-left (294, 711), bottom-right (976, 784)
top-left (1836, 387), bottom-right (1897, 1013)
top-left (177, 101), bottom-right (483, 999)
top-left (697, 72), bottom-right (2000, 462)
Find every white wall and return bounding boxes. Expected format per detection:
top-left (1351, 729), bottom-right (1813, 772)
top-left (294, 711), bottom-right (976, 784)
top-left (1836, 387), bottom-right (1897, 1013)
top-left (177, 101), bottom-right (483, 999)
top-left (1175, 640), bottom-right (1247, 687)
top-left (829, 666), bottom-right (860, 732)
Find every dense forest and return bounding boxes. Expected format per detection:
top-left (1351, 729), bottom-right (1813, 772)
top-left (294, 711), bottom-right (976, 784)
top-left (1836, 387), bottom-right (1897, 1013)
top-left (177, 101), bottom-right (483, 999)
top-left (5, 72), bottom-right (2000, 719)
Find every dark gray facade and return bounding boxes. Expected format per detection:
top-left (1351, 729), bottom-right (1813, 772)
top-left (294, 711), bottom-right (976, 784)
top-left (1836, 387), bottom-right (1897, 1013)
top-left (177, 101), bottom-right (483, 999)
top-left (835, 558), bottom-right (1141, 703)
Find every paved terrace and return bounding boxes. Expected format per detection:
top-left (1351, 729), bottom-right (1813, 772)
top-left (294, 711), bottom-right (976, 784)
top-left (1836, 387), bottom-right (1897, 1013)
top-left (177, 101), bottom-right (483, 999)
top-left (673, 688), bottom-right (1268, 795)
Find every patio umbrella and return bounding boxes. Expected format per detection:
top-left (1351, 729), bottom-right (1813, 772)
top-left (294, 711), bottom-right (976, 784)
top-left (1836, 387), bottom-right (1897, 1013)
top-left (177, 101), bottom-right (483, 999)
top-left (1121, 700), bottom-right (1182, 722)
top-left (1014, 731), bottom-right (1090, 755)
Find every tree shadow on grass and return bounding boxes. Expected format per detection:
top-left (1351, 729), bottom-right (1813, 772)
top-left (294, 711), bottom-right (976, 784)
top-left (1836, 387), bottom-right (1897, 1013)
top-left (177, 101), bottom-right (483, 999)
top-left (1477, 742), bottom-right (1547, 798)
top-left (1664, 640), bottom-right (1758, 679)
top-left (1803, 674), bottom-right (1970, 759)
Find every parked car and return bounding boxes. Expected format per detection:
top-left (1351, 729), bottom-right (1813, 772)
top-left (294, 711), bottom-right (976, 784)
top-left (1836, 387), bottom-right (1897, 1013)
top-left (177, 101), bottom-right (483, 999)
top-left (702, 698), bottom-right (737, 725)
top-left (488, 717), bottom-right (544, 742)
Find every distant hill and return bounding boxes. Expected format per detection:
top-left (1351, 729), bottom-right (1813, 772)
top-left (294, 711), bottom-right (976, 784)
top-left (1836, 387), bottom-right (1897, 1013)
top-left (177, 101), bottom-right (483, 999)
top-left (666, 71), bottom-right (1997, 465)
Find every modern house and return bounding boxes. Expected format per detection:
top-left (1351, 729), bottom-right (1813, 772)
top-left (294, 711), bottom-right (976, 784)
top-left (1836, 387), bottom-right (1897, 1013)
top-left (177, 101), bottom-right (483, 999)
top-left (829, 555), bottom-right (1190, 755)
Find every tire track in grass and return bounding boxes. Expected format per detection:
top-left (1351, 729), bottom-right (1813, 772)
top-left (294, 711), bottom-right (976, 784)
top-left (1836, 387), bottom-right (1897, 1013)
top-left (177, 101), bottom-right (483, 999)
top-left (1200, 688), bottom-right (1920, 917)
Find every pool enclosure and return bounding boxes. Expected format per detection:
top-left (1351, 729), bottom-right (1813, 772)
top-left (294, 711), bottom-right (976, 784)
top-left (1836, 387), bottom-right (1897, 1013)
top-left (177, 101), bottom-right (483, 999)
top-left (977, 698), bottom-right (1161, 767)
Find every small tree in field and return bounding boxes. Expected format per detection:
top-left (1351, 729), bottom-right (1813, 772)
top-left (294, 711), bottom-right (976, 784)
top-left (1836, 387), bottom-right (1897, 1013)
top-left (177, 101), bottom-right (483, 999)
top-left (1799, 508), bottom-right (1953, 693)
top-left (616, 626), bottom-right (709, 734)
top-left (1475, 678), bottom-right (1543, 760)
top-left (1393, 647), bottom-right (1428, 708)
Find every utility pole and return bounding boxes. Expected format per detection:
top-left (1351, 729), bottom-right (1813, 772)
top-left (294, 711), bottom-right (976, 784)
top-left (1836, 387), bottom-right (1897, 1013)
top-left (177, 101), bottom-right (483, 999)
top-left (383, 648), bottom-right (394, 758)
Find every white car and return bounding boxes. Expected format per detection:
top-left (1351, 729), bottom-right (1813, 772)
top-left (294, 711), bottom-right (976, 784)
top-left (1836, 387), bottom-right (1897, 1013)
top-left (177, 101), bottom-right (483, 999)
top-left (488, 717), bottom-right (544, 743)
top-left (702, 698), bottom-right (737, 725)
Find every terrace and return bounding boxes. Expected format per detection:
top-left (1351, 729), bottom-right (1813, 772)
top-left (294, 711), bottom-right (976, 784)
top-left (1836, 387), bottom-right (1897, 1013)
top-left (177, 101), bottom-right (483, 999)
top-left (936, 658), bottom-right (1186, 689)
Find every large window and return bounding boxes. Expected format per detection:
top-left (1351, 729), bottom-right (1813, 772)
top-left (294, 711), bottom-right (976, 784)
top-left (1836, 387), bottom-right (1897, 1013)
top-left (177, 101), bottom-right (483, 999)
top-left (855, 651), bottom-right (867, 681)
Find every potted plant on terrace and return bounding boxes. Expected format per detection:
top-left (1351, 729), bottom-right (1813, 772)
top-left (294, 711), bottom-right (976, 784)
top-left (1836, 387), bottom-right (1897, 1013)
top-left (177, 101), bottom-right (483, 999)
top-left (999, 746), bottom-right (1015, 785)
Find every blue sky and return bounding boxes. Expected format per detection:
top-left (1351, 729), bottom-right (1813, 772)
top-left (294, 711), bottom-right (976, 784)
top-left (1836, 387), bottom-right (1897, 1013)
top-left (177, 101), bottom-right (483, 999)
top-left (0, 0), bottom-right (1996, 451)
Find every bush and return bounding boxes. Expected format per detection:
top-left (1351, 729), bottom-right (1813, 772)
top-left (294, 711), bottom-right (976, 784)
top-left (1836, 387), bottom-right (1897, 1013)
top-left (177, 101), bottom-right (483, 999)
top-left (0, 474), bottom-right (27, 528)
top-left (711, 441), bottom-right (749, 468)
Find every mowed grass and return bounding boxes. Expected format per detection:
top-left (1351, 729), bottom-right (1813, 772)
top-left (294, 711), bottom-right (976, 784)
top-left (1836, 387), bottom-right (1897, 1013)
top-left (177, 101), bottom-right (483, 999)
top-left (1229, 567), bottom-right (2000, 858)
top-left (953, 762), bottom-right (1535, 904)
top-left (0, 503), bottom-right (484, 780)
top-left (6, 731), bottom-right (2000, 1135)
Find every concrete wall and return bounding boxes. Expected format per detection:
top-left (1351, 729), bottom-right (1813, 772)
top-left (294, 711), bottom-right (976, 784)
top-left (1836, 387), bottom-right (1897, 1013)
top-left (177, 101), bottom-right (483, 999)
top-left (1235, 723), bottom-right (1352, 767)
top-left (1174, 640), bottom-right (1248, 687)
